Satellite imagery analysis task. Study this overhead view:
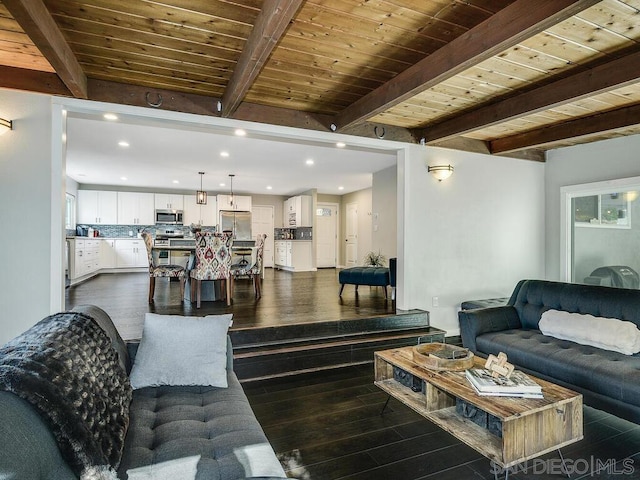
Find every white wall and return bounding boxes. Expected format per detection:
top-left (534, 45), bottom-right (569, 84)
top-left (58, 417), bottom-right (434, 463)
top-left (0, 89), bottom-right (58, 345)
top-left (545, 135), bottom-right (640, 280)
top-left (372, 165), bottom-right (397, 260)
top-left (399, 145), bottom-right (546, 335)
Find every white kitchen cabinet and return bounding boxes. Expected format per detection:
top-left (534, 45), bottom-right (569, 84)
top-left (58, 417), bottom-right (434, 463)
top-left (217, 194), bottom-right (251, 211)
top-left (70, 239), bottom-right (101, 280)
top-left (155, 194), bottom-right (184, 210)
top-left (274, 240), bottom-right (313, 271)
top-left (115, 239), bottom-right (148, 268)
top-left (274, 241), bottom-right (287, 267)
top-left (183, 195), bottom-right (217, 226)
top-left (284, 195), bottom-right (312, 227)
top-left (77, 190), bottom-right (118, 225)
top-left (118, 192), bottom-right (155, 225)
top-left (100, 239), bottom-right (117, 268)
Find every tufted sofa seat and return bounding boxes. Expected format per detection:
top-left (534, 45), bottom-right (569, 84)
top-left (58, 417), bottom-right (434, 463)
top-left (459, 279), bottom-right (640, 424)
top-left (0, 306), bottom-right (288, 480)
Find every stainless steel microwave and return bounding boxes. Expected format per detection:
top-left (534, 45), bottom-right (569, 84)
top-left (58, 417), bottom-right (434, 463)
top-left (155, 209), bottom-right (183, 225)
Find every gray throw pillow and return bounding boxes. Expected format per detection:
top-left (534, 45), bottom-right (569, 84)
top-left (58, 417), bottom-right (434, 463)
top-left (129, 313), bottom-right (233, 389)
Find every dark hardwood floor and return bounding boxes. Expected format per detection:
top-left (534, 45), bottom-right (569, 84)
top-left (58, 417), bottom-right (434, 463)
top-left (66, 270), bottom-right (640, 479)
top-left (245, 365), bottom-right (640, 480)
top-left (65, 268), bottom-right (396, 340)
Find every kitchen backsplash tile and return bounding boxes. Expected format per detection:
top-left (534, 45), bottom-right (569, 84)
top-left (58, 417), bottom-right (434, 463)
top-left (71, 224), bottom-right (218, 238)
top-left (274, 227), bottom-right (312, 240)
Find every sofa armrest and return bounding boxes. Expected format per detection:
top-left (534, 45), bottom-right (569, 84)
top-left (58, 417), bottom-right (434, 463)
top-left (458, 306), bottom-right (522, 353)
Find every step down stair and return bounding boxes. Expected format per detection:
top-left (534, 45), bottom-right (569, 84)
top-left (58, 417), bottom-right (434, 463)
top-left (230, 310), bottom-right (444, 382)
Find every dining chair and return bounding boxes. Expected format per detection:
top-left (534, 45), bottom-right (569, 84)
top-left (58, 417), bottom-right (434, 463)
top-left (231, 234), bottom-right (267, 299)
top-left (191, 232), bottom-right (233, 308)
top-left (141, 232), bottom-right (185, 303)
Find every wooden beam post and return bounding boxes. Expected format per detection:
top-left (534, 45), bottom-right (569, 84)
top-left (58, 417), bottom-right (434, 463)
top-left (221, 0), bottom-right (304, 118)
top-left (490, 103), bottom-right (640, 153)
top-left (419, 48), bottom-right (640, 143)
top-left (332, 0), bottom-right (600, 131)
top-left (3, 0), bottom-right (87, 98)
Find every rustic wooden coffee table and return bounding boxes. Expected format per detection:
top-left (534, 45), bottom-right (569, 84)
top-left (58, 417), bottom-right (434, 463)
top-left (375, 347), bottom-right (583, 477)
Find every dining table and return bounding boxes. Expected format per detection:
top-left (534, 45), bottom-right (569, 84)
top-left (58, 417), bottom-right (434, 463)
top-left (152, 244), bottom-right (257, 302)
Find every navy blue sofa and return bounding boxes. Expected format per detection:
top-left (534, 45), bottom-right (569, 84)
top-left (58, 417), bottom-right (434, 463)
top-left (459, 279), bottom-right (640, 424)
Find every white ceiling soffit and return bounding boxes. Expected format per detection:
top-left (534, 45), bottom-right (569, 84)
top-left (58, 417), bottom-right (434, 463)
top-left (65, 110), bottom-right (399, 197)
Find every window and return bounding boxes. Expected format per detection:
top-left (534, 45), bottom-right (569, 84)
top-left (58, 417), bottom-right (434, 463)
top-left (65, 193), bottom-right (75, 230)
top-left (561, 177), bottom-right (640, 286)
top-left (574, 192), bottom-right (632, 228)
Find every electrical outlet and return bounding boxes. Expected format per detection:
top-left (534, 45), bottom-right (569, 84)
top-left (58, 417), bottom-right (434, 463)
top-left (432, 296), bottom-right (439, 307)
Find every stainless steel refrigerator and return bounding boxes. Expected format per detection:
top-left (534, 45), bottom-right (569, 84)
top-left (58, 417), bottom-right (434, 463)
top-left (219, 210), bottom-right (252, 240)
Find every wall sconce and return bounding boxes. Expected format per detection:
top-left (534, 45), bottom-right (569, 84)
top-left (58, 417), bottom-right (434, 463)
top-left (427, 164), bottom-right (454, 182)
top-left (196, 171), bottom-right (207, 205)
top-left (0, 117), bottom-right (12, 135)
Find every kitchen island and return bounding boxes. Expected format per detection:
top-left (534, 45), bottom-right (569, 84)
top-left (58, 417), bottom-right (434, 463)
top-left (274, 239), bottom-right (314, 272)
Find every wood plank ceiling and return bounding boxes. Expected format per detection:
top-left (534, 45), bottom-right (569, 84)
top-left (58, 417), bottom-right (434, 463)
top-left (1, 0), bottom-right (640, 160)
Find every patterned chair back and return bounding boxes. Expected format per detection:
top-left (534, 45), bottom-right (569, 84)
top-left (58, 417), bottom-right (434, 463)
top-left (141, 232), bottom-right (155, 273)
top-left (192, 232), bottom-right (233, 281)
top-left (252, 234), bottom-right (267, 274)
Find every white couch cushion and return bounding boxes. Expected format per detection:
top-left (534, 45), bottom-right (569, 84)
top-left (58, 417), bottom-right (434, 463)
top-left (539, 309), bottom-right (640, 355)
top-left (129, 313), bottom-right (233, 389)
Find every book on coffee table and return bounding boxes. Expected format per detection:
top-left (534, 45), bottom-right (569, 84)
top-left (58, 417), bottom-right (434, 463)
top-left (466, 368), bottom-right (542, 395)
top-left (467, 380), bottom-right (543, 399)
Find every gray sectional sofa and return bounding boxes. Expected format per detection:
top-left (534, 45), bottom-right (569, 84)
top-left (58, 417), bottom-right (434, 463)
top-left (0, 305), bottom-right (288, 480)
top-left (459, 279), bottom-right (640, 424)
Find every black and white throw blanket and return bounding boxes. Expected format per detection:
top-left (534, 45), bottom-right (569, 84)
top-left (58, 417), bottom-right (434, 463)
top-left (0, 312), bottom-right (132, 480)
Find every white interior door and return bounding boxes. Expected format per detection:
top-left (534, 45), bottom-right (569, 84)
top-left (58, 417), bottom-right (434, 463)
top-left (251, 205), bottom-right (274, 268)
top-left (346, 202), bottom-right (358, 267)
top-left (316, 203), bottom-right (338, 268)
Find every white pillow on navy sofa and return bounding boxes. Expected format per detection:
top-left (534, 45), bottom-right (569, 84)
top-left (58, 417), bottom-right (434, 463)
top-left (539, 309), bottom-right (640, 355)
top-left (129, 313), bottom-right (233, 389)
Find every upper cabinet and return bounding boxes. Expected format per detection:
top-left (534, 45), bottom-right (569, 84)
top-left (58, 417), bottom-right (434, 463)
top-left (284, 195), bottom-right (312, 227)
top-left (77, 190), bottom-right (118, 225)
top-left (217, 194), bottom-right (251, 211)
top-left (183, 195), bottom-right (217, 226)
top-left (155, 194), bottom-right (184, 210)
top-left (118, 192), bottom-right (154, 225)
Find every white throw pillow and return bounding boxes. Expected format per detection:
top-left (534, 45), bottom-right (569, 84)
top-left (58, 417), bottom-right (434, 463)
top-left (127, 455), bottom-right (200, 480)
top-left (539, 309), bottom-right (640, 355)
top-left (129, 313), bottom-right (233, 389)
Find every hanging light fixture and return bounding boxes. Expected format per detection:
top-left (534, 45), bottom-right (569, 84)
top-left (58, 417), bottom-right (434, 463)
top-left (229, 174), bottom-right (235, 207)
top-left (196, 172), bottom-right (207, 205)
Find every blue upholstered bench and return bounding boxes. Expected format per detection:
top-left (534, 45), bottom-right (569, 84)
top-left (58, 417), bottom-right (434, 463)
top-left (339, 266), bottom-right (390, 298)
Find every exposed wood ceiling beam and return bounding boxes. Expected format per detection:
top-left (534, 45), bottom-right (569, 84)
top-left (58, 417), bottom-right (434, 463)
top-left (430, 137), bottom-right (545, 162)
top-left (418, 48), bottom-right (640, 143)
top-left (3, 0), bottom-right (87, 98)
top-left (221, 0), bottom-right (304, 118)
top-left (331, 0), bottom-right (600, 131)
top-left (0, 65), bottom-right (70, 96)
top-left (490, 103), bottom-right (640, 154)
top-left (87, 79), bottom-right (416, 143)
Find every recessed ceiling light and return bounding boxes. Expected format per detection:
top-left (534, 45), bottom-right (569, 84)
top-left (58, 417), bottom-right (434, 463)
top-left (104, 113), bottom-right (118, 121)
top-left (220, 151), bottom-right (230, 157)
top-left (338, 186), bottom-right (344, 191)
top-left (172, 180), bottom-right (179, 184)
top-left (118, 141), bottom-right (130, 147)
top-left (121, 176), bottom-right (127, 181)
top-left (235, 129), bottom-right (246, 136)
top-left (336, 142), bottom-right (346, 148)
top-left (266, 186), bottom-right (273, 190)
top-left (306, 159), bottom-right (314, 165)
top-left (219, 183), bottom-right (226, 187)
